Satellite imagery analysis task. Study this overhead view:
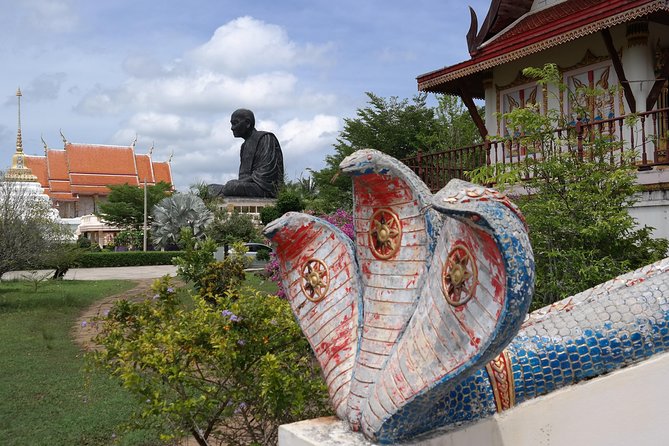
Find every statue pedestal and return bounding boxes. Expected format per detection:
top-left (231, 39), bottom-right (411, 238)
top-left (219, 196), bottom-right (276, 223)
top-left (279, 351), bottom-right (669, 446)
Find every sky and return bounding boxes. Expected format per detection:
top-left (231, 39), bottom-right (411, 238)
top-left (0, 0), bottom-right (491, 191)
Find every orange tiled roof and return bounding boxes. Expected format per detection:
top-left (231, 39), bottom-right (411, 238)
top-left (135, 154), bottom-right (155, 183)
top-left (23, 155), bottom-right (49, 189)
top-left (47, 150), bottom-right (69, 181)
top-left (153, 161), bottom-right (172, 185)
top-left (70, 185), bottom-right (118, 195)
top-left (49, 191), bottom-right (78, 201)
top-left (70, 173), bottom-right (140, 186)
top-left (49, 180), bottom-right (73, 193)
top-left (66, 143), bottom-right (138, 175)
top-left (19, 144), bottom-right (172, 200)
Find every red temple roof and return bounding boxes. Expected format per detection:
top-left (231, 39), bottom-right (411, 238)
top-left (417, 0), bottom-right (669, 97)
top-left (135, 154), bottom-right (155, 183)
top-left (153, 161), bottom-right (172, 185)
top-left (21, 143), bottom-right (172, 200)
top-left (23, 155), bottom-right (48, 189)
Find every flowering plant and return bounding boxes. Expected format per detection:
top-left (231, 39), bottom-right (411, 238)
top-left (91, 276), bottom-right (330, 445)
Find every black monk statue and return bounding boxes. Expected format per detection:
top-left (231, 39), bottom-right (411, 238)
top-left (208, 109), bottom-right (284, 198)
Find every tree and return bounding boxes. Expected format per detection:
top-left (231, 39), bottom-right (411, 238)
top-left (428, 94), bottom-right (484, 150)
top-left (471, 64), bottom-right (668, 309)
top-left (151, 193), bottom-right (213, 250)
top-left (259, 185), bottom-right (306, 225)
top-left (310, 92), bottom-right (481, 212)
top-left (207, 210), bottom-right (262, 248)
top-left (97, 181), bottom-right (172, 230)
top-left (0, 176), bottom-right (70, 278)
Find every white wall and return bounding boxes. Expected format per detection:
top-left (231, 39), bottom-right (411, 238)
top-left (279, 351), bottom-right (669, 446)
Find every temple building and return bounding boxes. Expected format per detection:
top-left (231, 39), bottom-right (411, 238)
top-left (407, 0), bottom-right (669, 239)
top-left (3, 88), bottom-right (173, 245)
top-left (23, 139), bottom-right (172, 219)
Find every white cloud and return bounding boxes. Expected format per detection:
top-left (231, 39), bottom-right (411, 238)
top-left (278, 115), bottom-right (341, 156)
top-left (126, 112), bottom-right (210, 139)
top-left (189, 16), bottom-right (330, 76)
top-left (66, 15), bottom-right (342, 190)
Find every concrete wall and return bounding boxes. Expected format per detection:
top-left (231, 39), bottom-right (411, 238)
top-left (279, 351), bottom-right (669, 446)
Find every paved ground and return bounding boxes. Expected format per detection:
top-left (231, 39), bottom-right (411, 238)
top-left (1, 265), bottom-right (178, 281)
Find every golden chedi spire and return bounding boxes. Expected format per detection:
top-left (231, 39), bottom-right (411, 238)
top-left (5, 87), bottom-right (38, 182)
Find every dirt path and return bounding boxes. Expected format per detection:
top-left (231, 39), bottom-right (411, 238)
top-left (73, 279), bottom-right (156, 351)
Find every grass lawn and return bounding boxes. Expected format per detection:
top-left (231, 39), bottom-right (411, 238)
top-left (244, 271), bottom-right (279, 296)
top-left (0, 279), bottom-right (164, 446)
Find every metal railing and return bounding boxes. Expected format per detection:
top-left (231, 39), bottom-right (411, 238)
top-left (402, 108), bottom-right (669, 191)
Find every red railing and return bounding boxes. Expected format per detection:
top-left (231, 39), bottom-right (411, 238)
top-left (402, 108), bottom-right (669, 191)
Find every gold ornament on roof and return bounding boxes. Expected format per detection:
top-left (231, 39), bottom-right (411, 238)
top-left (5, 88), bottom-right (38, 182)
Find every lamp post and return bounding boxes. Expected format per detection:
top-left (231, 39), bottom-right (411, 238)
top-left (143, 177), bottom-right (148, 251)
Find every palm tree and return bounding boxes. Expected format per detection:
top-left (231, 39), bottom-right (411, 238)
top-left (151, 193), bottom-right (213, 249)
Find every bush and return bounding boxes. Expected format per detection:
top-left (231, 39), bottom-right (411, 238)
top-left (91, 276), bottom-right (330, 445)
top-left (76, 251), bottom-right (183, 268)
top-left (471, 63), bottom-right (669, 309)
top-left (259, 189), bottom-right (305, 225)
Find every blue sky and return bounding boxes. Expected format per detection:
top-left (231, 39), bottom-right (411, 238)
top-left (0, 0), bottom-right (490, 190)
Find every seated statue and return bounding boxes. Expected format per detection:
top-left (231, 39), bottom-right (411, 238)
top-left (208, 109), bottom-right (284, 198)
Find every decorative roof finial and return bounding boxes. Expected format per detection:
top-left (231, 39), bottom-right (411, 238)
top-left (59, 128), bottom-right (68, 146)
top-left (148, 141), bottom-right (154, 156)
top-left (168, 149), bottom-right (174, 163)
top-left (131, 134), bottom-right (137, 148)
top-left (16, 87), bottom-right (23, 154)
top-left (5, 88), bottom-right (38, 182)
top-left (41, 134), bottom-right (48, 155)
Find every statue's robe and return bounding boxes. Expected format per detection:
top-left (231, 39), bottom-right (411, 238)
top-left (210, 130), bottom-right (284, 198)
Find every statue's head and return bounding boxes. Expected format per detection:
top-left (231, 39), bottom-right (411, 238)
top-left (231, 108), bottom-right (255, 139)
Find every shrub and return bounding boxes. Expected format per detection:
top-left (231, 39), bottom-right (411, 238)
top-left (91, 276), bottom-right (330, 446)
top-left (76, 251), bottom-right (183, 268)
top-left (471, 63), bottom-right (669, 309)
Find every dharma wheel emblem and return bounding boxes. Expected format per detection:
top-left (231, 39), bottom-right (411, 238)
top-left (301, 258), bottom-right (330, 302)
top-left (369, 208), bottom-right (402, 260)
top-left (443, 244), bottom-right (478, 306)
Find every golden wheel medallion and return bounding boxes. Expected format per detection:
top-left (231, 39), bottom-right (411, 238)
top-left (443, 244), bottom-right (478, 306)
top-left (300, 258), bottom-right (330, 302)
top-left (369, 208), bottom-right (402, 260)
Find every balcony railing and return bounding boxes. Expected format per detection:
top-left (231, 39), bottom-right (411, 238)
top-left (402, 108), bottom-right (669, 192)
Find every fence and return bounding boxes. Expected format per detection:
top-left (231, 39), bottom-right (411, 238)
top-left (402, 108), bottom-right (669, 191)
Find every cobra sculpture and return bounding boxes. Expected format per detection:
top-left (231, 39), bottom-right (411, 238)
top-left (264, 149), bottom-right (669, 444)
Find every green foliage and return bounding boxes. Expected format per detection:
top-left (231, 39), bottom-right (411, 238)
top-left (113, 230), bottom-right (144, 250)
top-left (76, 251), bottom-right (183, 268)
top-left (91, 276), bottom-right (330, 445)
top-left (427, 94), bottom-right (484, 150)
top-left (151, 193), bottom-right (213, 249)
top-left (76, 235), bottom-right (92, 249)
top-left (471, 63), bottom-right (669, 309)
top-left (0, 177), bottom-right (71, 278)
top-left (258, 187), bottom-right (305, 225)
top-left (41, 242), bottom-right (85, 279)
top-left (97, 182), bottom-right (172, 231)
top-left (207, 210), bottom-right (262, 246)
top-left (259, 206), bottom-right (281, 226)
top-left (173, 229), bottom-right (249, 296)
top-left (310, 92), bottom-right (481, 212)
